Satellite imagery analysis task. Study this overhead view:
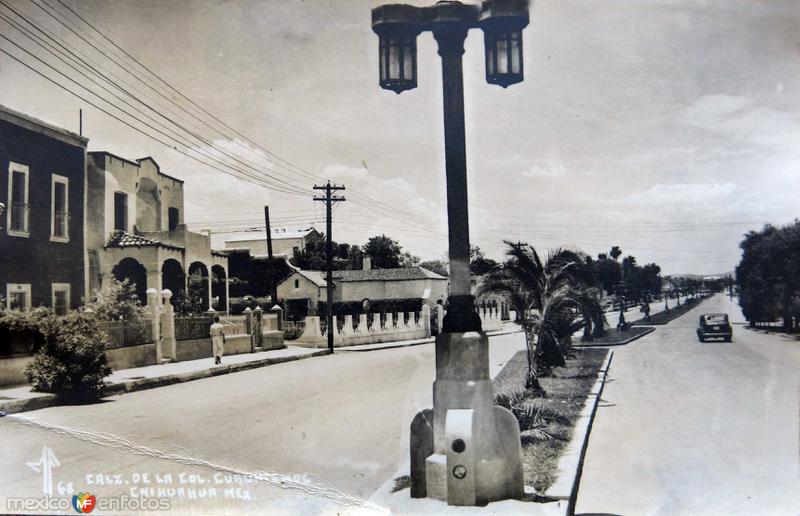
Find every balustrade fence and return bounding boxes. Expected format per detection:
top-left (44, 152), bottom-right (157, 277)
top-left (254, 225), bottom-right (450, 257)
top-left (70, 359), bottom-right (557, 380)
top-left (175, 316), bottom-right (213, 341)
top-left (219, 315), bottom-right (248, 336)
top-left (99, 319), bottom-right (154, 349)
top-left (283, 321), bottom-right (306, 340)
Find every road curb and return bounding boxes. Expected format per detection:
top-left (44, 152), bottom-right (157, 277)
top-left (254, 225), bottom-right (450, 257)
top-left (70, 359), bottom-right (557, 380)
top-left (573, 326), bottom-right (655, 348)
top-left (631, 298), bottom-right (706, 326)
top-left (0, 350), bottom-right (331, 415)
top-left (335, 328), bottom-right (523, 352)
top-left (545, 349), bottom-right (614, 515)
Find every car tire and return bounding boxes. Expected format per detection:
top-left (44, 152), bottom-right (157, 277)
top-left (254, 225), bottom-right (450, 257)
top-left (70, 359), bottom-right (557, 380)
top-left (698, 335), bottom-right (705, 343)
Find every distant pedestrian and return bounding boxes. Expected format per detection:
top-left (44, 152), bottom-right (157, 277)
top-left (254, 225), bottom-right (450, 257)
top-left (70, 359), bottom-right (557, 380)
top-left (210, 316), bottom-right (225, 365)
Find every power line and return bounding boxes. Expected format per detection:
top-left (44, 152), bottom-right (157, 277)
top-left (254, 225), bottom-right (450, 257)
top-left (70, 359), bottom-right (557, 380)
top-left (38, 0), bottom-right (444, 233)
top-left (0, 3), bottom-right (312, 197)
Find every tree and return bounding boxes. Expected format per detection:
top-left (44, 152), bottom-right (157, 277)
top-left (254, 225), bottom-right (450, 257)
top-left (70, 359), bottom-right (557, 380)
top-left (470, 246), bottom-right (499, 275)
top-left (363, 235), bottom-right (404, 268)
top-left (400, 251), bottom-right (421, 268)
top-left (594, 257), bottom-right (621, 296)
top-left (480, 241), bottom-right (606, 392)
top-left (621, 255), bottom-right (637, 279)
top-left (610, 246), bottom-right (622, 261)
top-left (420, 259), bottom-right (449, 277)
top-left (86, 278), bottom-right (145, 321)
top-left (736, 221), bottom-right (800, 330)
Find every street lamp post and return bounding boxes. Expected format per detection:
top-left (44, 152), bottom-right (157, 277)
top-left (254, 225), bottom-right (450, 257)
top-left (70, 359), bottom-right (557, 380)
top-left (616, 283), bottom-right (627, 331)
top-left (372, 0), bottom-right (529, 506)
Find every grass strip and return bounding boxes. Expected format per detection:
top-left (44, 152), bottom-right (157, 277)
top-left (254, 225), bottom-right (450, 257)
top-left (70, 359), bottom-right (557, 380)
top-left (492, 347), bottom-right (608, 494)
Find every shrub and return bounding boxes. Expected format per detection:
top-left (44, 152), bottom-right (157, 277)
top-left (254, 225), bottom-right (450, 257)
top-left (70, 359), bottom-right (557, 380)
top-left (25, 312), bottom-right (112, 402)
top-left (229, 296), bottom-right (272, 315)
top-left (493, 389), bottom-right (525, 410)
top-left (86, 278), bottom-right (144, 321)
top-left (512, 401), bottom-right (569, 431)
top-left (0, 307), bottom-right (59, 355)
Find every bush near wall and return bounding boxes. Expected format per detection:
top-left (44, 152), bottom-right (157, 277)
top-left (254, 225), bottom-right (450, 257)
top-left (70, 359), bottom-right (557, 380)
top-left (0, 308), bottom-right (59, 355)
top-left (229, 296), bottom-right (274, 315)
top-left (318, 298), bottom-right (423, 318)
top-left (25, 311), bottom-right (112, 402)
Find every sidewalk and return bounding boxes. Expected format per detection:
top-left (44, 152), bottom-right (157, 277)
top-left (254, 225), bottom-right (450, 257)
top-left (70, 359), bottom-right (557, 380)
top-left (0, 322), bottom-right (523, 415)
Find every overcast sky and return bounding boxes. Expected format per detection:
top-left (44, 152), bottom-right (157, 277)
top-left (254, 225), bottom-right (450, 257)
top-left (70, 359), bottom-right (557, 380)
top-left (1, 0), bottom-right (798, 275)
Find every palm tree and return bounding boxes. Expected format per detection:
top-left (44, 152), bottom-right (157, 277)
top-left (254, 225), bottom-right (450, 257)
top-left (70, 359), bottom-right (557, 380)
top-left (479, 241), bottom-right (606, 392)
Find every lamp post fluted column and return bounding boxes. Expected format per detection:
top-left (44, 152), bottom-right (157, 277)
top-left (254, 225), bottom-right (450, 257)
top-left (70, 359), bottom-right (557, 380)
top-left (435, 24), bottom-right (482, 332)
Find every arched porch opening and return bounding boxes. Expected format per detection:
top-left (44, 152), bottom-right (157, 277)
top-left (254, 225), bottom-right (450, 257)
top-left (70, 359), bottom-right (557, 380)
top-left (112, 257), bottom-right (147, 305)
top-left (211, 265), bottom-right (227, 312)
top-left (162, 259), bottom-right (185, 306)
top-left (188, 261), bottom-right (210, 313)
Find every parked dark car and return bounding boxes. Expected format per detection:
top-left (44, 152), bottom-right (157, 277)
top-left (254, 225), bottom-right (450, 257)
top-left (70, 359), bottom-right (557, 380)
top-left (697, 313), bottom-right (732, 342)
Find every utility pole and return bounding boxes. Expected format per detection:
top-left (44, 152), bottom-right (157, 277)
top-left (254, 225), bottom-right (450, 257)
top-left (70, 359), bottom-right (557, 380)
top-left (313, 181), bottom-right (345, 353)
top-left (264, 206), bottom-right (277, 305)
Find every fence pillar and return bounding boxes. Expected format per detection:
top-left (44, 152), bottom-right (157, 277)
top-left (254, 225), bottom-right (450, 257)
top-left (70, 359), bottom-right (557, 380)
top-left (422, 305), bottom-right (431, 338)
top-left (244, 307), bottom-right (253, 335)
top-left (252, 306), bottom-right (263, 351)
top-left (358, 313), bottom-right (369, 333)
top-left (269, 304), bottom-right (283, 331)
top-left (385, 312), bottom-right (394, 333)
top-left (146, 288), bottom-right (162, 363)
top-left (330, 315), bottom-right (341, 344)
top-left (342, 314), bottom-right (355, 337)
top-left (161, 289), bottom-right (177, 362)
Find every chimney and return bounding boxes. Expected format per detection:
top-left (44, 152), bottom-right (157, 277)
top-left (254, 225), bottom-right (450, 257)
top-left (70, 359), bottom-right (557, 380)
top-left (363, 256), bottom-right (372, 271)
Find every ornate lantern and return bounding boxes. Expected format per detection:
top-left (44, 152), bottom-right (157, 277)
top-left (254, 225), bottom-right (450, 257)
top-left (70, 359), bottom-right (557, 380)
top-left (480, 0), bottom-right (529, 88)
top-left (372, 4), bottom-right (421, 94)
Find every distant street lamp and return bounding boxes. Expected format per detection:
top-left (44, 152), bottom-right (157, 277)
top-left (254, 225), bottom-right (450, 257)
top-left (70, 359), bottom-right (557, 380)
top-left (616, 283), bottom-right (627, 331)
top-left (372, 0), bottom-right (530, 506)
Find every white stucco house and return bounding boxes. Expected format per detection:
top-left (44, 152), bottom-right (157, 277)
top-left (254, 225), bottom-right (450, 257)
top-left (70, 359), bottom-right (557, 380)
top-left (276, 257), bottom-right (447, 318)
top-left (86, 151), bottom-right (229, 310)
top-left (224, 227), bottom-right (322, 257)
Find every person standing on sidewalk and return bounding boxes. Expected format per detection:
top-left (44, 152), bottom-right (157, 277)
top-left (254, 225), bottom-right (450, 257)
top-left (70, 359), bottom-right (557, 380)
top-left (210, 316), bottom-right (226, 365)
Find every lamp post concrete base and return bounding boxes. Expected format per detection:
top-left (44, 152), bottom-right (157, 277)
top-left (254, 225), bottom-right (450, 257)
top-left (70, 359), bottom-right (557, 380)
top-left (410, 331), bottom-right (524, 506)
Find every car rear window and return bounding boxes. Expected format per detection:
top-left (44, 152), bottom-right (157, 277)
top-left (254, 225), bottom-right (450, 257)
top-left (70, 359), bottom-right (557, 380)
top-left (704, 314), bottom-right (728, 324)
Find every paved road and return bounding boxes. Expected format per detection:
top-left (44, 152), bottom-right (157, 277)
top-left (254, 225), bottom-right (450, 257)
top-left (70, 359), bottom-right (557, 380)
top-left (575, 294), bottom-right (800, 515)
top-left (0, 332), bottom-right (525, 515)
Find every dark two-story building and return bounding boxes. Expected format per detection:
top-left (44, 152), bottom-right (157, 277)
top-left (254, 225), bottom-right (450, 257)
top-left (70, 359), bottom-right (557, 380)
top-left (0, 105), bottom-right (87, 314)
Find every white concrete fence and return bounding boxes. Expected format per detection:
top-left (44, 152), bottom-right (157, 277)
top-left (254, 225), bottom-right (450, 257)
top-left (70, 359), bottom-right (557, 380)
top-left (293, 304), bottom-right (506, 348)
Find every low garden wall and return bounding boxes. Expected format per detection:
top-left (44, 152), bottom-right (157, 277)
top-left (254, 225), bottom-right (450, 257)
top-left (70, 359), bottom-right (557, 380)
top-left (105, 343), bottom-right (157, 370)
top-left (0, 354), bottom-right (34, 387)
top-left (176, 338), bottom-right (213, 362)
top-left (294, 307), bottom-right (431, 348)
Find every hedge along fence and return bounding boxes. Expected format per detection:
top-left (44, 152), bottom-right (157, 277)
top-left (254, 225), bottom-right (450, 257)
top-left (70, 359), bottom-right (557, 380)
top-left (318, 298), bottom-right (423, 319)
top-left (0, 308), bottom-right (59, 356)
top-left (175, 316), bottom-right (214, 341)
top-left (229, 296), bottom-right (273, 315)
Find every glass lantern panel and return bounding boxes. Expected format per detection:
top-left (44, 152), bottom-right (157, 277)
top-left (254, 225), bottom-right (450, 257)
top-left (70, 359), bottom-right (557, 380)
top-left (402, 38), bottom-right (413, 81)
top-left (486, 45), bottom-right (494, 76)
top-left (389, 39), bottom-right (401, 80)
top-left (510, 34), bottom-right (521, 75)
top-left (379, 38), bottom-right (387, 81)
top-left (496, 34), bottom-right (509, 75)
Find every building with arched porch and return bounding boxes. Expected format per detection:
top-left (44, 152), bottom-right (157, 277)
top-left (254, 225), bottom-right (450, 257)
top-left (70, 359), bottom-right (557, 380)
top-left (86, 152), bottom-right (229, 312)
